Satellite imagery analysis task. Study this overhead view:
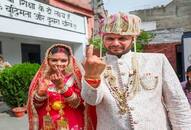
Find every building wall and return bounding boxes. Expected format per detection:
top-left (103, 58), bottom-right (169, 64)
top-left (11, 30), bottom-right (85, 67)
top-left (0, 17), bottom-right (87, 44)
top-left (0, 35), bottom-right (84, 65)
top-left (0, 36), bottom-right (47, 64)
top-left (131, 0), bottom-right (191, 79)
top-left (55, 0), bottom-right (92, 10)
top-left (132, 0), bottom-right (191, 31)
top-left (143, 43), bottom-right (179, 71)
top-left (0, 0), bottom-right (88, 64)
top-left (0, 36), bottom-right (21, 64)
top-left (0, 15), bottom-right (87, 62)
top-left (49, 0), bottom-right (94, 39)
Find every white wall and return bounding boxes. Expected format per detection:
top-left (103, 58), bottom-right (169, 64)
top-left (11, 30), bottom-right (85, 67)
top-left (0, 15), bottom-right (88, 64)
top-left (0, 0), bottom-right (90, 64)
top-left (0, 17), bottom-right (87, 44)
top-left (0, 35), bottom-right (86, 65)
top-left (0, 36), bottom-right (21, 64)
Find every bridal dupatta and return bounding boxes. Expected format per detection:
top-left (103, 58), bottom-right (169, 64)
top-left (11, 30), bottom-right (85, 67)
top-left (27, 44), bottom-right (96, 130)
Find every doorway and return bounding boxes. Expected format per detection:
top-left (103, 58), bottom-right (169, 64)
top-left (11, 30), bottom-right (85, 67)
top-left (176, 44), bottom-right (184, 81)
top-left (21, 43), bottom-right (41, 64)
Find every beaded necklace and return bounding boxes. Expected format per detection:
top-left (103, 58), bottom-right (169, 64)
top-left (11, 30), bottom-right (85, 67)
top-left (103, 53), bottom-right (140, 115)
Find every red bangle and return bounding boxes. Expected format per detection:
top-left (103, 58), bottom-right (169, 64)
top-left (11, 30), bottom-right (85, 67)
top-left (85, 79), bottom-right (100, 85)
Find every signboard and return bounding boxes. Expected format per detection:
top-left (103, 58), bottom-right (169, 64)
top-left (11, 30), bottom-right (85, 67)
top-left (0, 0), bottom-right (86, 34)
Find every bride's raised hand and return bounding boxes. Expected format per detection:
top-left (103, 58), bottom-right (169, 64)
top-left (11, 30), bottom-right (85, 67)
top-left (49, 66), bottom-right (65, 89)
top-left (37, 78), bottom-right (49, 96)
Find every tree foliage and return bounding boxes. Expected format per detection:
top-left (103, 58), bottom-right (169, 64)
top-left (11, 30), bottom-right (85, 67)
top-left (0, 63), bottom-right (40, 108)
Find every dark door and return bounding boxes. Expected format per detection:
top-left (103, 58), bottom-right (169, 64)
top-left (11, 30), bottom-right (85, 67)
top-left (21, 43), bottom-right (41, 64)
top-left (176, 44), bottom-right (184, 81)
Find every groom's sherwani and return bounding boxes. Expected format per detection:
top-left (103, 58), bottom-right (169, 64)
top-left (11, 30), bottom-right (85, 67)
top-left (82, 52), bottom-right (191, 130)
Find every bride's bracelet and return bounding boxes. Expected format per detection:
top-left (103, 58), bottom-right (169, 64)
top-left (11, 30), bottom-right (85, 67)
top-left (34, 92), bottom-right (48, 102)
top-left (33, 101), bottom-right (44, 107)
top-left (68, 95), bottom-right (81, 108)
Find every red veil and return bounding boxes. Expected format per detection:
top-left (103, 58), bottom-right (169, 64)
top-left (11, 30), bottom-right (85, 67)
top-left (27, 44), bottom-right (96, 130)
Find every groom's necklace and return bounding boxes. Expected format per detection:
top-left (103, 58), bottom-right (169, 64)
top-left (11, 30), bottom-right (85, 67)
top-left (104, 54), bottom-right (140, 115)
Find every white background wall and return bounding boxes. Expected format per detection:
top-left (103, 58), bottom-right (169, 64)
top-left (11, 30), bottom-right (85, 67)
top-left (0, 17), bottom-right (87, 44)
top-left (0, 36), bottom-right (22, 64)
top-left (0, 16), bottom-right (88, 64)
top-left (0, 35), bottom-right (86, 65)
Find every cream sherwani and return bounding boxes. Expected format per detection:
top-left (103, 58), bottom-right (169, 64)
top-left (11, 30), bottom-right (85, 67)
top-left (81, 52), bottom-right (191, 130)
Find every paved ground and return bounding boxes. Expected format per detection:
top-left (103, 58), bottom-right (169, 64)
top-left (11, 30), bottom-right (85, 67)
top-left (0, 101), bottom-right (28, 130)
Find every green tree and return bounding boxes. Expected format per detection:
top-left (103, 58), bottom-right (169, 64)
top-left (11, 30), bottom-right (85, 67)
top-left (0, 63), bottom-right (40, 108)
top-left (136, 31), bottom-right (155, 52)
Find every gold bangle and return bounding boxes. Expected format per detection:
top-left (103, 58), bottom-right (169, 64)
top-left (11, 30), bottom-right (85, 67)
top-left (34, 102), bottom-right (44, 107)
top-left (69, 97), bottom-right (81, 108)
top-left (34, 92), bottom-right (48, 102)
